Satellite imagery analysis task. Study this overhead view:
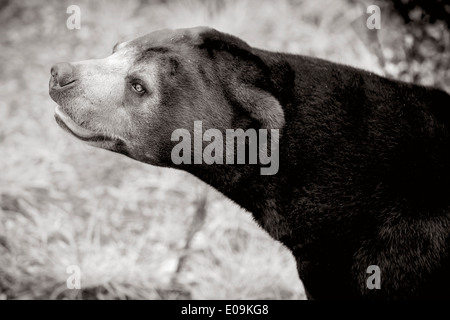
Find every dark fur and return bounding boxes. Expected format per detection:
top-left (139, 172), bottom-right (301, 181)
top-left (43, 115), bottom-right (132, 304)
top-left (183, 30), bottom-right (450, 299)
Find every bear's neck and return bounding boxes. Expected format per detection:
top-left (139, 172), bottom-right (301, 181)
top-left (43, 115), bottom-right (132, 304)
top-left (184, 163), bottom-right (293, 243)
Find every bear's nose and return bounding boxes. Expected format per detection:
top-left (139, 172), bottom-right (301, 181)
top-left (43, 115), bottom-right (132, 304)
top-left (50, 62), bottom-right (75, 87)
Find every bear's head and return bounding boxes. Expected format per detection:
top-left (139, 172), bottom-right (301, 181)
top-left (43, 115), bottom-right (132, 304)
top-left (49, 27), bottom-right (286, 167)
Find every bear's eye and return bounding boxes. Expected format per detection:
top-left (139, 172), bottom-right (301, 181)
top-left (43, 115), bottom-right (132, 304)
top-left (131, 83), bottom-right (146, 94)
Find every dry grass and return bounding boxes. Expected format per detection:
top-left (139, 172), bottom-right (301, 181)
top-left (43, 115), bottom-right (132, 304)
top-left (0, 0), bottom-right (387, 299)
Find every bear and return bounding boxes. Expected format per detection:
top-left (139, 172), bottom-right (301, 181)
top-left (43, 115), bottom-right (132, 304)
top-left (49, 26), bottom-right (450, 299)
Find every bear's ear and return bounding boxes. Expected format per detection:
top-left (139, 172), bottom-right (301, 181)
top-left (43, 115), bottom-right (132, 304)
top-left (195, 28), bottom-right (287, 130)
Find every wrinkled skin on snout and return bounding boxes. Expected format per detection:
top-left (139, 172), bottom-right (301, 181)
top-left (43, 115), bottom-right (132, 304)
top-left (49, 27), bottom-right (260, 167)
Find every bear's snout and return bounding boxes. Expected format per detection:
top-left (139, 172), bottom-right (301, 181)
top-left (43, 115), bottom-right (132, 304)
top-left (49, 62), bottom-right (76, 90)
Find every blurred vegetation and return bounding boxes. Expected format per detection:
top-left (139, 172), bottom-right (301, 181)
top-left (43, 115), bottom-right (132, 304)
top-left (376, 0), bottom-right (450, 88)
top-left (389, 0), bottom-right (450, 27)
top-left (0, 0), bottom-right (448, 300)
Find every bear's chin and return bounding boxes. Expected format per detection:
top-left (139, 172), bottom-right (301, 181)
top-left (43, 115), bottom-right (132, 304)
top-left (54, 106), bottom-right (114, 143)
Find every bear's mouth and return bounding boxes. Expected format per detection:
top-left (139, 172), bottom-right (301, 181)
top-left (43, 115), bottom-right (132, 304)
top-left (54, 106), bottom-right (113, 142)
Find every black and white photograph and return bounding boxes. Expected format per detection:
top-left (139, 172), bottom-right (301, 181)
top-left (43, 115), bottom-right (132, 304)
top-left (1, 0), bottom-right (450, 305)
